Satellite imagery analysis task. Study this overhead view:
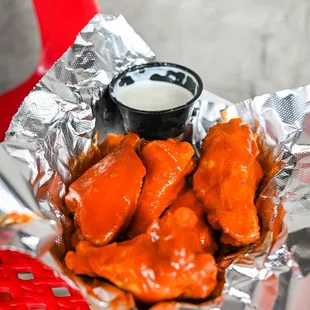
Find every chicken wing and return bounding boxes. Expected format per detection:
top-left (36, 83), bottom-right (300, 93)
top-left (65, 144), bottom-right (146, 246)
top-left (166, 189), bottom-right (217, 254)
top-left (99, 134), bottom-right (126, 157)
top-left (220, 233), bottom-right (243, 247)
top-left (99, 133), bottom-right (141, 157)
top-left (65, 207), bottom-right (217, 303)
top-left (127, 139), bottom-right (195, 238)
top-left (193, 118), bottom-right (263, 245)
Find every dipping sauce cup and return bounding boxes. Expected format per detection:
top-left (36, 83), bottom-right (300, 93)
top-left (109, 62), bottom-right (203, 140)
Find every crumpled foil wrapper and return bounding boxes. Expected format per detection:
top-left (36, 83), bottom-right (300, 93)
top-left (0, 144), bottom-right (61, 256)
top-left (1, 12), bottom-right (310, 310)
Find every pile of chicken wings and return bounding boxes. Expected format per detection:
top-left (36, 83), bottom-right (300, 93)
top-left (64, 118), bottom-right (263, 304)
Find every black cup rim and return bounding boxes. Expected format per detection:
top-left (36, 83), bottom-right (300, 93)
top-left (108, 62), bottom-right (203, 115)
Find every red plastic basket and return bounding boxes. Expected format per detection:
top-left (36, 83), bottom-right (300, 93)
top-left (0, 250), bottom-right (89, 309)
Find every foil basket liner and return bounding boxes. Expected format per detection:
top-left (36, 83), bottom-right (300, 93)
top-left (0, 143), bottom-right (61, 256)
top-left (0, 13), bottom-right (310, 310)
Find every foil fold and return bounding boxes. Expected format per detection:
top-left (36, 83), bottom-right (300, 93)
top-left (0, 144), bottom-right (61, 256)
top-left (1, 13), bottom-right (310, 310)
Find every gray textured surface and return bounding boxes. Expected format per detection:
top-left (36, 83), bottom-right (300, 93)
top-left (1, 0), bottom-right (310, 103)
top-left (0, 0), bottom-right (39, 94)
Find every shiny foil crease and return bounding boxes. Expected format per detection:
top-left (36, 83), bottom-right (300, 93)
top-left (0, 143), bottom-right (61, 256)
top-left (0, 13), bottom-right (309, 310)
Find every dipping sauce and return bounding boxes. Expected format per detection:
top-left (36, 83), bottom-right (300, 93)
top-left (116, 81), bottom-right (194, 112)
top-left (109, 62), bottom-right (203, 140)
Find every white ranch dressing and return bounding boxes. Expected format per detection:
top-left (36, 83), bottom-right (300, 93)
top-left (116, 80), bottom-right (193, 111)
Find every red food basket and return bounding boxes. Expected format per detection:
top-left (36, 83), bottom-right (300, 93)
top-left (0, 250), bottom-right (90, 309)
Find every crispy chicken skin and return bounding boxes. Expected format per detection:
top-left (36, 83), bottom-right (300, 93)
top-left (65, 207), bottom-right (217, 303)
top-left (167, 189), bottom-right (217, 254)
top-left (193, 118), bottom-right (263, 245)
top-left (127, 139), bottom-right (195, 238)
top-left (65, 144), bottom-right (146, 246)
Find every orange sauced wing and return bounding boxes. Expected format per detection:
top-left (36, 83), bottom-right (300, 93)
top-left (166, 189), bottom-right (217, 254)
top-left (120, 133), bottom-right (141, 149)
top-left (127, 139), bottom-right (195, 238)
top-left (65, 145), bottom-right (146, 246)
top-left (193, 118), bottom-right (263, 245)
top-left (65, 207), bottom-right (217, 303)
top-left (65, 241), bottom-right (95, 276)
top-left (149, 302), bottom-right (178, 310)
top-left (220, 233), bottom-right (244, 247)
top-left (99, 133), bottom-right (140, 157)
top-left (99, 134), bottom-right (126, 157)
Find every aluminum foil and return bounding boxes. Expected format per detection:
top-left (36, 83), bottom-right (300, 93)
top-left (0, 143), bottom-right (61, 256)
top-left (218, 90), bottom-right (310, 310)
top-left (1, 12), bottom-right (310, 310)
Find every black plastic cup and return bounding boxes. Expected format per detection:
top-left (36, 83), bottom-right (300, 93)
top-left (109, 62), bottom-right (203, 140)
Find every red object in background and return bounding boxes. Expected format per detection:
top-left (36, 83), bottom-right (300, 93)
top-left (0, 0), bottom-right (100, 141)
top-left (0, 250), bottom-right (89, 309)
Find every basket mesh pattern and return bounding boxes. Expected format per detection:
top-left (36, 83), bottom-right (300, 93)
top-left (0, 250), bottom-right (89, 309)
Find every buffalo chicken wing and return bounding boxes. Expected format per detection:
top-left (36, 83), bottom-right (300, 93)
top-left (99, 133), bottom-right (141, 157)
top-left (193, 118), bottom-right (263, 245)
top-left (65, 207), bottom-right (217, 303)
top-left (166, 189), bottom-right (217, 254)
top-left (127, 139), bottom-right (195, 238)
top-left (65, 144), bottom-right (146, 246)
